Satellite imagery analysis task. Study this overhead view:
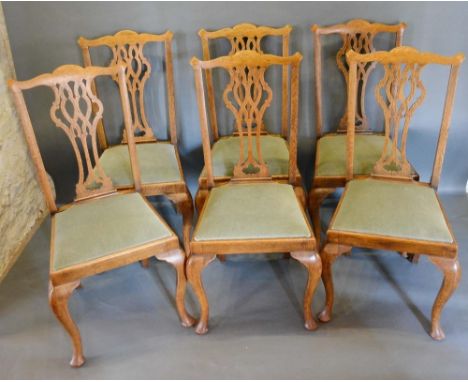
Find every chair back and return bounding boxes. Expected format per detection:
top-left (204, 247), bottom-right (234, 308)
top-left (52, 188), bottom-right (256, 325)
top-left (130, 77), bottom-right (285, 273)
top-left (346, 46), bottom-right (464, 189)
top-left (78, 30), bottom-right (177, 147)
top-left (312, 19), bottom-right (406, 136)
top-left (199, 23), bottom-right (292, 139)
top-left (9, 64), bottom-right (139, 213)
top-left (191, 51), bottom-right (302, 187)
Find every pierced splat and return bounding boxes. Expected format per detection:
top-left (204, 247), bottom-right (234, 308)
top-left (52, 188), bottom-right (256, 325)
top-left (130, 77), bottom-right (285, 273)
top-left (49, 73), bottom-right (115, 200)
top-left (228, 34), bottom-right (265, 137)
top-left (109, 41), bottom-right (154, 142)
top-left (312, 19), bottom-right (406, 137)
top-left (336, 31), bottom-right (377, 131)
top-left (78, 30), bottom-right (178, 147)
top-left (199, 23), bottom-right (292, 139)
top-left (372, 61), bottom-right (426, 178)
top-left (223, 63), bottom-right (273, 179)
top-left (192, 51), bottom-right (302, 187)
top-left (229, 34), bottom-right (262, 54)
top-left (226, 29), bottom-right (267, 136)
top-left (326, 47), bottom-right (464, 340)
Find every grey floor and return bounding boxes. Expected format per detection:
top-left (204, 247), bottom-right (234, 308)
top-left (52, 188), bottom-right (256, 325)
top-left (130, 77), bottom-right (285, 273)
top-left (1, 193), bottom-right (468, 379)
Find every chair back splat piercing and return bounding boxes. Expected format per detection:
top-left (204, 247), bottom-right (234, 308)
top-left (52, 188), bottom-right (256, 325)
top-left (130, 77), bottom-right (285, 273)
top-left (320, 47), bottom-right (464, 340)
top-left (9, 64), bottom-right (194, 367)
top-left (308, 19), bottom-right (412, 248)
top-left (188, 51), bottom-right (321, 335)
top-left (195, 24), bottom-right (305, 214)
top-left (78, 30), bottom-right (194, 254)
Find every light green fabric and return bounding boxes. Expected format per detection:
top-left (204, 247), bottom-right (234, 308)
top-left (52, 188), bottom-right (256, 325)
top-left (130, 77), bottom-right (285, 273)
top-left (194, 183), bottom-right (311, 241)
top-left (53, 193), bottom-right (173, 271)
top-left (331, 178), bottom-right (453, 243)
top-left (316, 134), bottom-right (387, 177)
top-left (100, 143), bottom-right (182, 187)
top-left (201, 135), bottom-right (289, 177)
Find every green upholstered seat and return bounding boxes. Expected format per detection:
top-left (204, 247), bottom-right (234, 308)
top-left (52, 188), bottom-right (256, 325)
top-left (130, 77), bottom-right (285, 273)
top-left (315, 134), bottom-right (387, 177)
top-left (331, 178), bottom-right (453, 243)
top-left (200, 135), bottom-right (289, 178)
top-left (99, 142), bottom-right (182, 187)
top-left (193, 183), bottom-right (311, 241)
top-left (53, 193), bottom-right (173, 271)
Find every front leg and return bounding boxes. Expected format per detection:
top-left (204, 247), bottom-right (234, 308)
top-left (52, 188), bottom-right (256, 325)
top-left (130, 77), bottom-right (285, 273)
top-left (318, 242), bottom-right (351, 323)
top-left (155, 248), bottom-right (195, 328)
top-left (186, 253), bottom-right (216, 334)
top-left (290, 251), bottom-right (322, 330)
top-left (48, 280), bottom-right (85, 367)
top-left (428, 255), bottom-right (461, 340)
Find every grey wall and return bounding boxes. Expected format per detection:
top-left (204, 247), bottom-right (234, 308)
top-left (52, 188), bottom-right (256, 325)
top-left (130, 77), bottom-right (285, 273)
top-left (3, 1), bottom-right (468, 201)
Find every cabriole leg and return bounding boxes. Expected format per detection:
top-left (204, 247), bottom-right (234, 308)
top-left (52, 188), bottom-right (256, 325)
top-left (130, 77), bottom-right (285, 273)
top-left (186, 253), bottom-right (216, 334)
top-left (318, 243), bottom-right (351, 323)
top-left (48, 280), bottom-right (85, 367)
top-left (290, 251), bottom-right (322, 330)
top-left (156, 249), bottom-right (195, 327)
top-left (428, 255), bottom-right (461, 340)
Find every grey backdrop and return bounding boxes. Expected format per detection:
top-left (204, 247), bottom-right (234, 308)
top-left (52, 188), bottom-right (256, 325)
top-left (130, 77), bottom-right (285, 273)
top-left (3, 1), bottom-right (468, 202)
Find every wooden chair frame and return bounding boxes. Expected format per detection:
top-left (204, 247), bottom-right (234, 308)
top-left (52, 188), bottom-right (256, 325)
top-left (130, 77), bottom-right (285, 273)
top-left (196, 23), bottom-right (304, 212)
top-left (9, 64), bottom-right (194, 367)
top-left (78, 30), bottom-right (193, 255)
top-left (188, 51), bottom-right (321, 334)
top-left (319, 47), bottom-right (464, 340)
top-left (308, 19), bottom-right (408, 245)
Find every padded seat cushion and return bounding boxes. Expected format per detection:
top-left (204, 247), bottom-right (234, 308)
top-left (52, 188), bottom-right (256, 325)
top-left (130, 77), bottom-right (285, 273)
top-left (331, 178), bottom-right (453, 243)
top-left (194, 183), bottom-right (311, 241)
top-left (53, 193), bottom-right (173, 271)
top-left (315, 134), bottom-right (387, 177)
top-left (100, 142), bottom-right (182, 187)
top-left (201, 135), bottom-right (289, 178)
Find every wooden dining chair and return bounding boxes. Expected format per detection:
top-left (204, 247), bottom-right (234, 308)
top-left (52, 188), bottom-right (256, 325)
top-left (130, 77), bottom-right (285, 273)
top-left (9, 64), bottom-right (194, 367)
top-left (78, 30), bottom-right (193, 255)
top-left (309, 19), bottom-right (414, 246)
top-left (319, 47), bottom-right (464, 340)
top-left (187, 50), bottom-right (321, 335)
top-left (195, 23), bottom-right (304, 212)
